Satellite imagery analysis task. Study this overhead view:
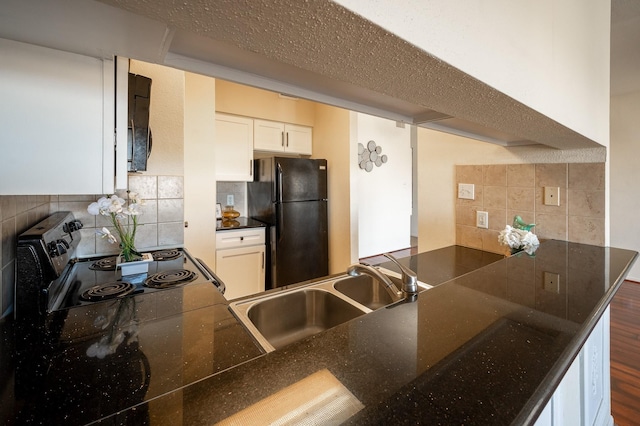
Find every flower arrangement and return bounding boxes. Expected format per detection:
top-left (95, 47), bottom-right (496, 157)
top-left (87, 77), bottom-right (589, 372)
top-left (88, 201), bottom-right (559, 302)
top-left (88, 193), bottom-right (144, 262)
top-left (498, 215), bottom-right (540, 255)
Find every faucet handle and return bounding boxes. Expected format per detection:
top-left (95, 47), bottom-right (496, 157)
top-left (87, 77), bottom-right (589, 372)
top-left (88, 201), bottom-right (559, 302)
top-left (383, 253), bottom-right (418, 295)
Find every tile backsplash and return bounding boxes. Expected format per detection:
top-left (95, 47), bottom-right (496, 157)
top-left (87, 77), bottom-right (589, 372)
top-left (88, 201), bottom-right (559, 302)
top-left (456, 163), bottom-right (605, 255)
top-left (216, 181), bottom-right (247, 216)
top-left (49, 175), bottom-right (186, 258)
top-left (0, 175), bottom-right (185, 319)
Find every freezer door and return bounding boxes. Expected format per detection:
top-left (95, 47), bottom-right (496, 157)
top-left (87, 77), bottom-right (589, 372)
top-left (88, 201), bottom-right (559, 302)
top-left (271, 200), bottom-right (328, 288)
top-left (275, 157), bottom-right (327, 202)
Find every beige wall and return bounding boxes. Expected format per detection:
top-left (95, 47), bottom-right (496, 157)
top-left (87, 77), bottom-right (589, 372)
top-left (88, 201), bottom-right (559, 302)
top-left (311, 104), bottom-right (354, 272)
top-left (184, 73), bottom-right (217, 268)
top-left (455, 163), bottom-right (605, 255)
top-left (610, 90), bottom-right (640, 281)
top-left (130, 60), bottom-right (185, 176)
top-left (416, 127), bottom-right (607, 253)
top-left (215, 80), bottom-right (316, 126)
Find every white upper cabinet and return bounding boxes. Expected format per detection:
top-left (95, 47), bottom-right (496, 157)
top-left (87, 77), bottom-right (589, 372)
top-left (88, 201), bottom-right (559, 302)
top-left (215, 113), bottom-right (254, 181)
top-left (0, 38), bottom-right (126, 194)
top-left (254, 119), bottom-right (312, 155)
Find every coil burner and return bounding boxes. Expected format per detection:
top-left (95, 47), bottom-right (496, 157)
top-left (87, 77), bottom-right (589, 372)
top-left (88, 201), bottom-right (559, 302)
top-left (80, 281), bottom-right (135, 301)
top-left (144, 269), bottom-right (198, 289)
top-left (89, 256), bottom-right (118, 272)
top-left (152, 249), bottom-right (182, 261)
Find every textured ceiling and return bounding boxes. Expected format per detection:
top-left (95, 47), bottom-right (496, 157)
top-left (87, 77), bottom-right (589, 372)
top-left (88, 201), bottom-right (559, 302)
top-left (97, 0), bottom-right (605, 149)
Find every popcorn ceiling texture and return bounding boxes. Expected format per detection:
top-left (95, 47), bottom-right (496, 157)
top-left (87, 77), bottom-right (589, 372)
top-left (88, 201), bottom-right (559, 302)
top-left (97, 0), bottom-right (602, 150)
top-left (456, 163), bottom-right (606, 255)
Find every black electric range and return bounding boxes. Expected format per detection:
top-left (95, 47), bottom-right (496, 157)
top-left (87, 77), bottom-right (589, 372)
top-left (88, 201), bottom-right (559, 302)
top-left (10, 212), bottom-right (249, 425)
top-left (14, 211), bottom-right (224, 335)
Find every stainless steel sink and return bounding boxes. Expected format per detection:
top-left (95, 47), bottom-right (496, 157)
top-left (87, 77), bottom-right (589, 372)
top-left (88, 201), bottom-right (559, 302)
top-left (247, 289), bottom-right (365, 350)
top-left (229, 277), bottom-right (372, 352)
top-left (333, 274), bottom-right (402, 310)
top-left (229, 268), bottom-right (431, 353)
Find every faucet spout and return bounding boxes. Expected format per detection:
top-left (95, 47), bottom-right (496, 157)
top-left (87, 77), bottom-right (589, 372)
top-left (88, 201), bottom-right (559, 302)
top-left (346, 264), bottom-right (403, 299)
top-left (382, 253), bottom-right (419, 296)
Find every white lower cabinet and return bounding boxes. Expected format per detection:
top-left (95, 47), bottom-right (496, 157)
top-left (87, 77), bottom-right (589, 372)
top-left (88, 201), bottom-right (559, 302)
top-left (215, 228), bottom-right (266, 300)
top-left (534, 307), bottom-right (612, 426)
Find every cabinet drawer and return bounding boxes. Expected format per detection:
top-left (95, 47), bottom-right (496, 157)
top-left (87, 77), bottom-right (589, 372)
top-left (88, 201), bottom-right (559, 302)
top-left (216, 228), bottom-right (265, 249)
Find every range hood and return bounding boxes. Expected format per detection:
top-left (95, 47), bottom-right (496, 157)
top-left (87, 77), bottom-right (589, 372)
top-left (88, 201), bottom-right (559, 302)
top-left (127, 72), bottom-right (152, 172)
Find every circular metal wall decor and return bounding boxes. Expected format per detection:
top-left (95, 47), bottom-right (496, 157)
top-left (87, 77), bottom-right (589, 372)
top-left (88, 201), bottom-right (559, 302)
top-left (358, 140), bottom-right (388, 172)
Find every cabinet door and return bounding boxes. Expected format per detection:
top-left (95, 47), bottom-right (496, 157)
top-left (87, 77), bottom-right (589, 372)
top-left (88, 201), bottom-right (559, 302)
top-left (254, 119), bottom-right (285, 152)
top-left (0, 38), bottom-right (116, 194)
top-left (216, 245), bottom-right (265, 300)
top-left (215, 114), bottom-right (254, 181)
top-left (284, 124), bottom-right (312, 155)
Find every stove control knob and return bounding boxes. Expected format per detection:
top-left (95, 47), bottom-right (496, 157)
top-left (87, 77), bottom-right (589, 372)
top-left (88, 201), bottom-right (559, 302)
top-left (47, 239), bottom-right (69, 257)
top-left (47, 241), bottom-right (60, 257)
top-left (63, 220), bottom-right (84, 233)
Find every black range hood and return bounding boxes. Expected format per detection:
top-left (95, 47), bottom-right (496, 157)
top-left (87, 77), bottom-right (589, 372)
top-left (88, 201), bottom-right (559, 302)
top-left (127, 72), bottom-right (152, 172)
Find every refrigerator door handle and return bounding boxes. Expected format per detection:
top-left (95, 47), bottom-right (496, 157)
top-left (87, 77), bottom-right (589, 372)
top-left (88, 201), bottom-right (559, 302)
top-left (277, 163), bottom-right (284, 203)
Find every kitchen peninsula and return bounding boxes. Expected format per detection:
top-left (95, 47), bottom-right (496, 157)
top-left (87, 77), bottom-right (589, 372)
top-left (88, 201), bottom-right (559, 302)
top-left (0, 241), bottom-right (635, 425)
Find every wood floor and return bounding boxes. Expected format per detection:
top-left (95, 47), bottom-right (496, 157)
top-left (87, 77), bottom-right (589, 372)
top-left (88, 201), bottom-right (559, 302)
top-left (611, 280), bottom-right (640, 426)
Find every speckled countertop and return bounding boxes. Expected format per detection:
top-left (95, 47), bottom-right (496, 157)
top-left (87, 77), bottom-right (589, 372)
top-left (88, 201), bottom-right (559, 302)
top-left (216, 217), bottom-right (266, 231)
top-left (0, 241), bottom-right (636, 425)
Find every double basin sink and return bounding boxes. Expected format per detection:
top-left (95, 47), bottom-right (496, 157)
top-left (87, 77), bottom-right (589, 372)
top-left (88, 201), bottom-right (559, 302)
top-left (229, 268), bottom-right (431, 353)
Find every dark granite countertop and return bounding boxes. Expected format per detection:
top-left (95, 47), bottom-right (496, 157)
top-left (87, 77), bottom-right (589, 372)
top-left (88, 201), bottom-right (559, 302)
top-left (0, 241), bottom-right (636, 425)
top-left (378, 245), bottom-right (505, 286)
top-left (216, 217), bottom-right (266, 231)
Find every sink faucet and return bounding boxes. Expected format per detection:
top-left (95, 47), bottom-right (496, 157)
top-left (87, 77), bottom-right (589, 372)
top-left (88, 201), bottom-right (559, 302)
top-left (346, 253), bottom-right (419, 300)
top-left (382, 253), bottom-right (419, 296)
top-left (346, 263), bottom-right (403, 299)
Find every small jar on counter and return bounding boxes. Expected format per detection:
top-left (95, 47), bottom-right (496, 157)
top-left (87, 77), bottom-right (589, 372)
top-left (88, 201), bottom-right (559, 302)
top-left (221, 205), bottom-right (240, 220)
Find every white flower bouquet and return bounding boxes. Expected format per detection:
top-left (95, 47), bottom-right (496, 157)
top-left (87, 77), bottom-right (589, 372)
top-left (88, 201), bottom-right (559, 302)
top-left (87, 193), bottom-right (144, 262)
top-left (498, 216), bottom-right (540, 255)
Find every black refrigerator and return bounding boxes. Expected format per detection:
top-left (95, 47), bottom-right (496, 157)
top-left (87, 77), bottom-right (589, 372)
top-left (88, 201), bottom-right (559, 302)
top-left (248, 157), bottom-right (329, 289)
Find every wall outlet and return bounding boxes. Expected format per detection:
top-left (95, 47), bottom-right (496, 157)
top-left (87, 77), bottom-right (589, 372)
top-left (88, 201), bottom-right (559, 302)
top-left (227, 194), bottom-right (234, 206)
top-left (543, 272), bottom-right (561, 293)
top-left (476, 211), bottom-right (488, 229)
top-left (458, 183), bottom-right (475, 200)
top-left (544, 186), bottom-right (560, 206)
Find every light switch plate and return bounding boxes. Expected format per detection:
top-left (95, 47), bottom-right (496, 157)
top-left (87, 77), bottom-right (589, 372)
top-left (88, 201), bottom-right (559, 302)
top-left (227, 194), bottom-right (234, 206)
top-left (458, 183), bottom-right (475, 200)
top-left (544, 187), bottom-right (560, 206)
top-left (543, 272), bottom-right (560, 293)
top-left (476, 211), bottom-right (488, 229)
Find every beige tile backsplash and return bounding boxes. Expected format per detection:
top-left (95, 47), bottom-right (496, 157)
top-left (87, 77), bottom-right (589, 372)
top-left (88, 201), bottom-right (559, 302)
top-left (49, 174), bottom-right (185, 258)
top-left (0, 175), bottom-right (185, 318)
top-left (456, 163), bottom-right (605, 255)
